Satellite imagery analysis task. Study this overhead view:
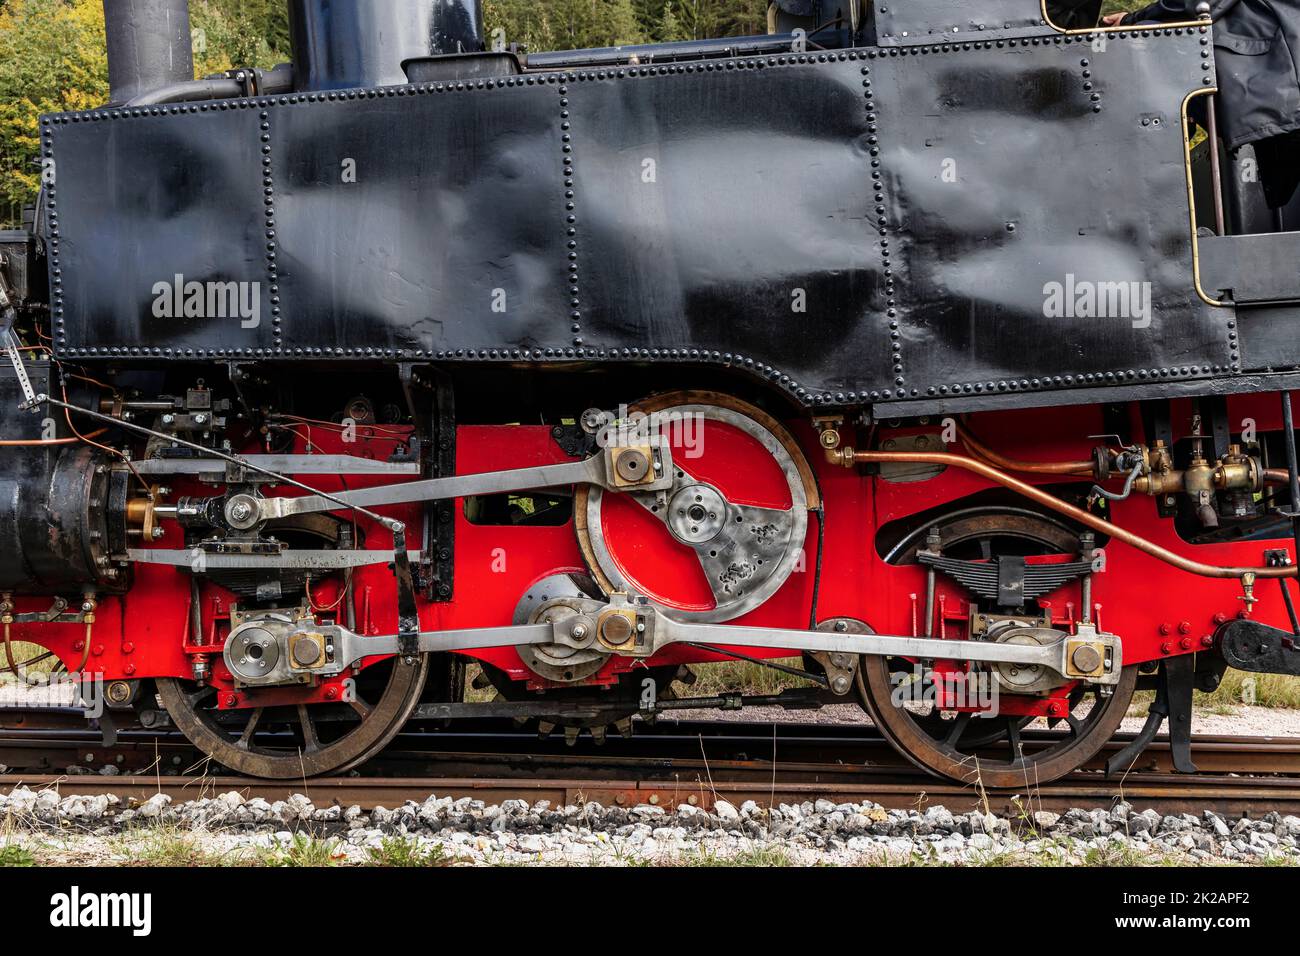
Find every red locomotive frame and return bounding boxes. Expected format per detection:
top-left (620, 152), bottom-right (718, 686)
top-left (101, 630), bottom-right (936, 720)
top-left (8, 392), bottom-right (1289, 717)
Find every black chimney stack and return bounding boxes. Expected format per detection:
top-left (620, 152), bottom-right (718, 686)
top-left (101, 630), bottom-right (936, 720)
top-left (288, 0), bottom-right (485, 92)
top-left (103, 0), bottom-right (195, 104)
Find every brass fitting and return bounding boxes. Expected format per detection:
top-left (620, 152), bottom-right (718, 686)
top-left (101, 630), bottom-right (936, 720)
top-left (1239, 571), bottom-right (1258, 614)
top-left (825, 444), bottom-right (856, 468)
top-left (1214, 444), bottom-right (1263, 493)
top-left (1133, 442), bottom-right (1262, 499)
top-left (812, 416), bottom-right (844, 454)
top-left (80, 592), bottom-right (97, 626)
top-left (125, 485), bottom-right (166, 541)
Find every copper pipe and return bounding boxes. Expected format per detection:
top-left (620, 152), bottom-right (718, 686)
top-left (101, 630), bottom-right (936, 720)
top-left (849, 448), bottom-right (1296, 579)
top-left (2, 622), bottom-right (17, 679)
top-left (955, 422), bottom-right (1093, 476)
top-left (70, 621), bottom-right (91, 675)
top-left (0, 427), bottom-right (108, 447)
top-left (1, 622), bottom-right (54, 683)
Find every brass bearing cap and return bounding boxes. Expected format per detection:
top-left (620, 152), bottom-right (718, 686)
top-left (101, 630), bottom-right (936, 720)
top-left (598, 610), bottom-right (636, 649)
top-left (1069, 642), bottom-right (1104, 676)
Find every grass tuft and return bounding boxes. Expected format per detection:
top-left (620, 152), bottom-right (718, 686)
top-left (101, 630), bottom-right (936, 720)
top-left (0, 843), bottom-right (35, 867)
top-left (683, 659), bottom-right (814, 696)
top-left (262, 833), bottom-right (344, 867)
top-left (115, 825), bottom-right (246, 867)
top-left (674, 845), bottom-right (798, 867)
top-left (365, 837), bottom-right (455, 867)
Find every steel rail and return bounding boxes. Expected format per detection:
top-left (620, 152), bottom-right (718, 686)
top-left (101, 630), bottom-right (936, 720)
top-left (5, 723), bottom-right (1300, 773)
top-left (2, 768), bottom-right (1296, 818)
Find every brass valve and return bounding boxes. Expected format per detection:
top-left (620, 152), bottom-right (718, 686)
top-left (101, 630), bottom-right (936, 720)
top-left (1239, 571), bottom-right (1258, 615)
top-left (1214, 444), bottom-right (1263, 492)
top-left (1128, 443), bottom-right (1262, 501)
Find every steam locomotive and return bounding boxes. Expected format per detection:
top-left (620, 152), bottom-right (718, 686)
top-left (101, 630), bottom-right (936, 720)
top-left (4, 0), bottom-right (1300, 784)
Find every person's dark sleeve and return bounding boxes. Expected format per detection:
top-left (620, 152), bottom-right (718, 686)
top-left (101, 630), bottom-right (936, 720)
top-left (1120, 0), bottom-right (1242, 24)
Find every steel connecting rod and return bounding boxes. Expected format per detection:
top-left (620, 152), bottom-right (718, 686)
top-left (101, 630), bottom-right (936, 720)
top-left (266, 603), bottom-right (1122, 689)
top-left (250, 447), bottom-right (672, 523)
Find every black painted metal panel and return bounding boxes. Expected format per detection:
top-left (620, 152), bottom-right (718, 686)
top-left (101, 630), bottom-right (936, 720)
top-left (46, 107), bottom-right (270, 355)
top-left (872, 31), bottom-right (1233, 401)
top-left (568, 62), bottom-right (891, 394)
top-left (1233, 303), bottom-right (1300, 374)
top-left (271, 85), bottom-right (567, 355)
top-left (1200, 232), bottom-right (1300, 303)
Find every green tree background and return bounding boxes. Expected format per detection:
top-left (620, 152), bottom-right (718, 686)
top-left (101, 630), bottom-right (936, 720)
top-left (0, 0), bottom-right (1133, 225)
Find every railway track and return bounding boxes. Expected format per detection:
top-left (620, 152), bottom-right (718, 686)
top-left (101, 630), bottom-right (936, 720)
top-left (2, 719), bottom-right (1299, 816)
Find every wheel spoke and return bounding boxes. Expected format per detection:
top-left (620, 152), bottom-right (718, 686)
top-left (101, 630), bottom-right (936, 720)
top-left (297, 704), bottom-right (320, 753)
top-left (1006, 718), bottom-right (1024, 761)
top-left (186, 685), bottom-right (216, 707)
top-left (349, 697), bottom-right (372, 720)
top-left (944, 712), bottom-right (973, 748)
top-left (235, 707), bottom-right (263, 750)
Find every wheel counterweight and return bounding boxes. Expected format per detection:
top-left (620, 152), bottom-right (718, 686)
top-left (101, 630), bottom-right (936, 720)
top-left (576, 392), bottom-right (814, 623)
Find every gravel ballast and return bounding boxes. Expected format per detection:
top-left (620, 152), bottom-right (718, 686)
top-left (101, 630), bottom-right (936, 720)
top-left (2, 786), bottom-right (1297, 866)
